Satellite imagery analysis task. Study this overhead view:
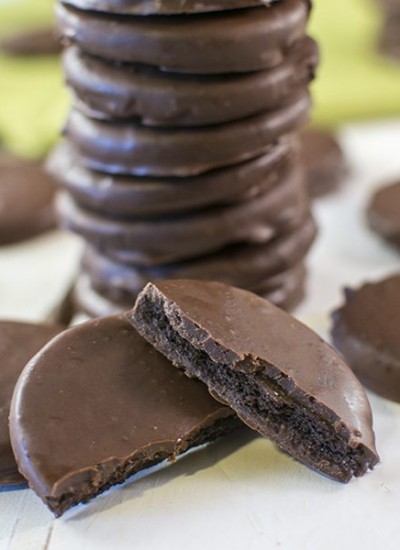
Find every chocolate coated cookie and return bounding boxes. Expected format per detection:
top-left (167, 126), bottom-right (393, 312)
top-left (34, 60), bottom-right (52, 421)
top-left (64, 37), bottom-right (318, 126)
top-left (129, 280), bottom-right (379, 482)
top-left (0, 321), bottom-right (63, 487)
top-left (0, 155), bottom-right (56, 245)
top-left (65, 92), bottom-right (310, 177)
top-left (56, 0), bottom-right (310, 74)
top-left (48, 138), bottom-right (294, 217)
top-left (9, 315), bottom-right (239, 516)
top-left (367, 180), bottom-right (400, 249)
top-left (56, 165), bottom-right (308, 266)
top-left (331, 274), bottom-right (400, 402)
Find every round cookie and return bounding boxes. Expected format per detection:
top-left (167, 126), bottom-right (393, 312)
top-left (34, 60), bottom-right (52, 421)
top-left (9, 315), bottom-right (239, 516)
top-left (0, 321), bottom-right (63, 487)
top-left (64, 37), bottom-right (318, 126)
top-left (48, 139), bottom-right (294, 217)
top-left (56, 0), bottom-right (310, 74)
top-left (0, 155), bottom-right (57, 245)
top-left (367, 180), bottom-right (400, 249)
top-left (65, 92), bottom-right (311, 177)
top-left (82, 214), bottom-right (316, 295)
top-left (331, 274), bottom-right (400, 402)
top-left (61, 0), bottom-right (273, 15)
top-left (299, 128), bottom-right (347, 198)
top-left (56, 167), bottom-right (308, 266)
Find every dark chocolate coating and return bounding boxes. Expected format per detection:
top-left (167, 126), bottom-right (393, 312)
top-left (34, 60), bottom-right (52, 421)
top-left (300, 128), bottom-right (347, 198)
top-left (48, 139), bottom-right (294, 217)
top-left (87, 260), bottom-right (306, 309)
top-left (9, 315), bottom-right (239, 516)
top-left (64, 37), bottom-right (318, 126)
top-left (0, 155), bottom-right (56, 245)
top-left (82, 214), bottom-right (316, 294)
top-left (0, 27), bottom-right (61, 56)
top-left (65, 92), bottom-right (311, 177)
top-left (0, 321), bottom-right (62, 487)
top-left (56, 164), bottom-right (309, 266)
top-left (129, 280), bottom-right (379, 482)
top-left (367, 180), bottom-right (400, 248)
top-left (331, 274), bottom-right (400, 402)
top-left (61, 0), bottom-right (273, 15)
top-left (73, 265), bottom-right (306, 318)
top-left (56, 0), bottom-right (310, 74)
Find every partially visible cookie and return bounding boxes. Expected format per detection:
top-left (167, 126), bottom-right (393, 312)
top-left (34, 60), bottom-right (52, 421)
top-left (300, 128), bottom-right (347, 197)
top-left (367, 179), bottom-right (400, 249)
top-left (331, 274), bottom-right (400, 402)
top-left (1, 27), bottom-right (61, 56)
top-left (0, 321), bottom-right (63, 487)
top-left (0, 155), bottom-right (56, 245)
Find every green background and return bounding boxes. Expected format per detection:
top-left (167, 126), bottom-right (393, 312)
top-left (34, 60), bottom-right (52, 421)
top-left (0, 0), bottom-right (399, 158)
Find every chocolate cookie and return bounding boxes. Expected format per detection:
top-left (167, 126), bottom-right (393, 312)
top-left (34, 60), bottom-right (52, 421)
top-left (48, 138), bottom-right (294, 217)
top-left (56, 167), bottom-right (308, 266)
top-left (61, 0), bottom-right (272, 15)
top-left (1, 27), bottom-right (61, 56)
top-left (367, 180), bottom-right (400, 249)
top-left (129, 280), bottom-right (379, 482)
top-left (82, 214), bottom-right (316, 296)
top-left (299, 128), bottom-right (347, 197)
top-left (56, 0), bottom-right (310, 74)
top-left (9, 315), bottom-right (240, 516)
top-left (0, 321), bottom-right (63, 487)
top-left (0, 155), bottom-right (56, 245)
top-left (73, 265), bottom-right (306, 318)
top-left (331, 274), bottom-right (400, 402)
top-left (65, 92), bottom-right (310, 177)
top-left (64, 37), bottom-right (318, 126)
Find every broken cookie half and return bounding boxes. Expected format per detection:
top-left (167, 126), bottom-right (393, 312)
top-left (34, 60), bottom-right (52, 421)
top-left (9, 315), bottom-right (240, 517)
top-left (129, 279), bottom-right (379, 482)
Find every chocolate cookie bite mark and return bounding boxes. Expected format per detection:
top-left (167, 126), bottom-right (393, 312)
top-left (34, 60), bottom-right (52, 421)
top-left (63, 37), bottom-right (318, 126)
top-left (9, 315), bottom-right (239, 516)
top-left (0, 321), bottom-right (63, 487)
top-left (367, 180), bottom-right (400, 249)
top-left (299, 128), bottom-right (347, 198)
top-left (48, 138), bottom-right (294, 217)
top-left (61, 0), bottom-right (272, 15)
top-left (331, 274), bottom-right (400, 402)
top-left (56, 0), bottom-right (310, 74)
top-left (129, 280), bottom-right (379, 482)
top-left (0, 156), bottom-right (56, 245)
top-left (65, 92), bottom-right (311, 177)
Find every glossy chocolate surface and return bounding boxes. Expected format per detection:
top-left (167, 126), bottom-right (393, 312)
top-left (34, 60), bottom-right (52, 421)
top-left (10, 315), bottom-right (238, 516)
top-left (129, 280), bottom-right (379, 481)
top-left (0, 321), bottom-right (62, 487)
top-left (56, 0), bottom-right (310, 74)
top-left (332, 274), bottom-right (400, 402)
top-left (64, 37), bottom-right (318, 126)
top-left (65, 93), bottom-right (310, 177)
top-left (49, 139), bottom-right (294, 217)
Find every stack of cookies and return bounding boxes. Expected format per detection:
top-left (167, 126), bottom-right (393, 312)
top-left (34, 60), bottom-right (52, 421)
top-left (50, 0), bottom-right (319, 317)
top-left (376, 0), bottom-right (400, 60)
